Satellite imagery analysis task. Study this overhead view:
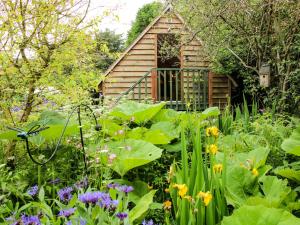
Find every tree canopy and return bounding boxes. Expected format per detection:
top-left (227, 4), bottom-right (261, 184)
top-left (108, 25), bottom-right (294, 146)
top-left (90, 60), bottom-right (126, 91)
top-left (94, 29), bottom-right (125, 72)
top-left (126, 2), bottom-right (163, 47)
top-left (0, 0), bottom-right (100, 125)
top-left (174, 0), bottom-right (300, 114)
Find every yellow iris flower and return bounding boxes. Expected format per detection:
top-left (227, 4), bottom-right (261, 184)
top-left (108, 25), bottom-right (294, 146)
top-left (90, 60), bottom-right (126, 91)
top-left (213, 164), bottom-right (223, 173)
top-left (207, 144), bottom-right (218, 155)
top-left (173, 184), bottom-right (188, 197)
top-left (197, 191), bottom-right (213, 206)
top-left (206, 126), bottom-right (219, 138)
top-left (163, 200), bottom-right (172, 210)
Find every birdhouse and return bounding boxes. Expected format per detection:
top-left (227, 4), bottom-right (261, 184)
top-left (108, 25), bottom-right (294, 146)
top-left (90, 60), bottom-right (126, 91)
top-left (259, 64), bottom-right (270, 87)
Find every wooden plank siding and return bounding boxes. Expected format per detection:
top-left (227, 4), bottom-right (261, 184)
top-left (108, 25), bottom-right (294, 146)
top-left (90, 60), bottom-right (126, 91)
top-left (102, 8), bottom-right (232, 108)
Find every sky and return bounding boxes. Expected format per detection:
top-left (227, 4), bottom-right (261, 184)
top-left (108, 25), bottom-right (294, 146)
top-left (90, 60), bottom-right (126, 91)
top-left (88, 0), bottom-right (159, 37)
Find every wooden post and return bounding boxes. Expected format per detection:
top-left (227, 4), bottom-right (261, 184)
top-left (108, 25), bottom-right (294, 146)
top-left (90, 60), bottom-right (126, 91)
top-left (208, 71), bottom-right (214, 107)
top-left (151, 69), bottom-right (157, 102)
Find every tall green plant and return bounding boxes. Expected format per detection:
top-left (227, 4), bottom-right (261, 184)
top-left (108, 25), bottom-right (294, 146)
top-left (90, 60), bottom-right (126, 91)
top-left (167, 124), bottom-right (228, 225)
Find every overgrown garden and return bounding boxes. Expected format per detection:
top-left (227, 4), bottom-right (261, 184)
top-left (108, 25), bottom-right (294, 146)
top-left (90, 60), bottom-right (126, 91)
top-left (0, 0), bottom-right (300, 225)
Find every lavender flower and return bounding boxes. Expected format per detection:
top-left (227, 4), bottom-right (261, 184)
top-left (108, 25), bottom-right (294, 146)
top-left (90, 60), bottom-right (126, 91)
top-left (117, 185), bottom-right (134, 194)
top-left (21, 215), bottom-right (41, 225)
top-left (74, 177), bottom-right (88, 190)
top-left (78, 191), bottom-right (104, 204)
top-left (58, 187), bottom-right (73, 202)
top-left (116, 212), bottom-right (128, 220)
top-left (97, 193), bottom-right (112, 209)
top-left (58, 208), bottom-right (76, 218)
top-left (66, 221), bottom-right (72, 225)
top-left (27, 185), bottom-right (38, 197)
top-left (107, 182), bottom-right (120, 189)
top-left (142, 219), bottom-right (155, 225)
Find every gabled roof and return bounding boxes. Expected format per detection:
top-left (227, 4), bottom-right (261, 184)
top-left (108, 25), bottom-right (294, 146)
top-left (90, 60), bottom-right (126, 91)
top-left (104, 5), bottom-right (202, 76)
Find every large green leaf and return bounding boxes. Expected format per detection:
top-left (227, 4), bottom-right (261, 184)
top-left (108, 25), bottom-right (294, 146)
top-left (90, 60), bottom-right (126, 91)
top-left (110, 101), bottom-right (166, 124)
top-left (224, 165), bottom-right (259, 207)
top-left (200, 107), bottom-right (220, 119)
top-left (274, 167), bottom-right (300, 184)
top-left (281, 126), bottom-right (300, 156)
top-left (105, 139), bottom-right (163, 176)
top-left (221, 205), bottom-right (300, 225)
top-left (129, 190), bottom-right (156, 224)
top-left (150, 121), bottom-right (179, 139)
top-left (99, 119), bottom-right (123, 137)
top-left (127, 122), bottom-right (179, 145)
top-left (258, 176), bottom-right (291, 207)
top-left (151, 108), bottom-right (179, 123)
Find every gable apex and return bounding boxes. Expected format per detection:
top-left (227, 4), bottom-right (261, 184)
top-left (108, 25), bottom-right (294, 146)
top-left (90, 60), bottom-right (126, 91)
top-left (103, 5), bottom-right (201, 77)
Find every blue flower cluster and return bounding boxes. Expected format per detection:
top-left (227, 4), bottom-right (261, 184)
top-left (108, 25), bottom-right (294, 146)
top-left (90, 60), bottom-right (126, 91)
top-left (58, 187), bottom-right (73, 202)
top-left (21, 214), bottom-right (41, 225)
top-left (107, 182), bottom-right (134, 195)
top-left (116, 212), bottom-right (128, 221)
top-left (27, 185), bottom-right (38, 197)
top-left (58, 208), bottom-right (76, 218)
top-left (142, 219), bottom-right (156, 225)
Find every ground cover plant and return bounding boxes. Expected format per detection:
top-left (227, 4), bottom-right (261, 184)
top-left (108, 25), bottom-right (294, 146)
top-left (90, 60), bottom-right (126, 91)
top-left (0, 101), bottom-right (299, 225)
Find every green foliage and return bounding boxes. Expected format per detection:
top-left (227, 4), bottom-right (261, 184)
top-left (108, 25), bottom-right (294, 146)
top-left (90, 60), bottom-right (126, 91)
top-left (126, 2), bottom-right (163, 46)
top-left (93, 29), bottom-right (125, 71)
top-left (221, 205), bottom-right (300, 225)
top-left (281, 125), bottom-right (300, 156)
top-left (175, 0), bottom-right (300, 114)
top-left (110, 101), bottom-right (166, 125)
top-left (129, 190), bottom-right (157, 224)
top-left (103, 139), bottom-right (163, 177)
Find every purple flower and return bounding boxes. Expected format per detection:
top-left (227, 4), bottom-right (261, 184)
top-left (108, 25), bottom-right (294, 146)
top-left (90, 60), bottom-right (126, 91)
top-left (107, 182), bottom-right (120, 189)
top-left (74, 177), bottom-right (88, 190)
top-left (58, 187), bottom-right (73, 202)
top-left (21, 215), bottom-right (41, 225)
top-left (117, 185), bottom-right (134, 194)
top-left (66, 221), bottom-right (72, 225)
top-left (5, 216), bottom-right (20, 225)
top-left (79, 218), bottom-right (87, 225)
top-left (27, 185), bottom-right (38, 197)
top-left (78, 191), bottom-right (104, 204)
top-left (97, 193), bottom-right (112, 208)
top-left (11, 106), bottom-right (21, 112)
top-left (116, 212), bottom-right (128, 220)
top-left (58, 208), bottom-right (76, 218)
top-left (142, 219), bottom-right (155, 225)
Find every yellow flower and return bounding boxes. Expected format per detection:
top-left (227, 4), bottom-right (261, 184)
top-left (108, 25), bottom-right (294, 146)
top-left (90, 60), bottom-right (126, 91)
top-left (213, 164), bottom-right (223, 173)
top-left (207, 144), bottom-right (218, 155)
top-left (184, 195), bottom-right (193, 202)
top-left (206, 126), bottom-right (219, 138)
top-left (252, 168), bottom-right (259, 176)
top-left (173, 184), bottom-right (188, 197)
top-left (163, 200), bottom-right (172, 210)
top-left (197, 191), bottom-right (213, 206)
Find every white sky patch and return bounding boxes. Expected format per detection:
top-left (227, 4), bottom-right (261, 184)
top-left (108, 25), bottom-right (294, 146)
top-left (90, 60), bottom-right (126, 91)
top-left (88, 0), bottom-right (161, 37)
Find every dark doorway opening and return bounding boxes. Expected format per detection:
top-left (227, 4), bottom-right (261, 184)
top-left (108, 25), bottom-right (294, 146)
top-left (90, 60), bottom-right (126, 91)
top-left (157, 33), bottom-right (181, 101)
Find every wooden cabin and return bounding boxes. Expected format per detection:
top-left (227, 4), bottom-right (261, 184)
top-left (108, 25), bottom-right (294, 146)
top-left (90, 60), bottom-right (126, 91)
top-left (99, 6), bottom-right (237, 110)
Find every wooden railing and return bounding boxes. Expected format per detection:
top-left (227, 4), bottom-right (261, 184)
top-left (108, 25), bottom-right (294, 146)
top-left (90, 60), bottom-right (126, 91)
top-left (117, 68), bottom-right (209, 111)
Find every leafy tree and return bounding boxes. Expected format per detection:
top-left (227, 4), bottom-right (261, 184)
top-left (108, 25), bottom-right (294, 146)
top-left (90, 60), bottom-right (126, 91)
top-left (0, 0), bottom-right (100, 159)
top-left (94, 29), bottom-right (125, 71)
top-left (126, 2), bottom-right (163, 46)
top-left (174, 0), bottom-right (300, 114)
